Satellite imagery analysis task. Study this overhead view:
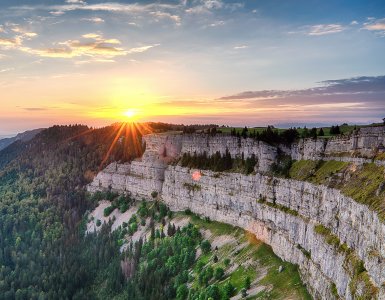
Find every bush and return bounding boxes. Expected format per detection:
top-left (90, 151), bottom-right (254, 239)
top-left (223, 281), bottom-right (234, 298)
top-left (103, 205), bottom-right (115, 217)
top-left (96, 219), bottom-right (101, 227)
top-left (243, 276), bottom-right (251, 290)
top-left (200, 240), bottom-right (211, 254)
top-left (224, 258), bottom-right (231, 267)
top-left (214, 267), bottom-right (224, 280)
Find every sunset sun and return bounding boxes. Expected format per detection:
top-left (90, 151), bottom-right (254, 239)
top-left (123, 109), bottom-right (137, 121)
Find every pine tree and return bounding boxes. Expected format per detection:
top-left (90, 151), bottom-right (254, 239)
top-left (318, 128), bottom-right (324, 136)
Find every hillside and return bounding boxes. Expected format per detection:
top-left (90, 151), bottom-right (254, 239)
top-left (0, 123), bottom-right (144, 298)
top-left (0, 128), bottom-right (44, 151)
top-left (88, 125), bottom-right (385, 299)
top-left (85, 194), bottom-right (311, 299)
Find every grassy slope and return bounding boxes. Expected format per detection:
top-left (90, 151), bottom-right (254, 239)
top-left (289, 160), bottom-right (385, 221)
top-left (89, 202), bottom-right (312, 299)
top-left (175, 212), bottom-right (312, 300)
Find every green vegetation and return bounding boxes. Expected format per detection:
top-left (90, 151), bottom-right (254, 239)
top-left (339, 163), bottom-right (385, 221)
top-left (289, 160), bottom-right (349, 184)
top-left (180, 150), bottom-right (257, 175)
top-left (0, 124), bottom-right (144, 298)
top-left (183, 182), bottom-right (202, 192)
top-left (271, 153), bottom-right (293, 178)
top-left (258, 197), bottom-right (299, 217)
top-left (173, 212), bottom-right (312, 300)
top-left (289, 160), bottom-right (385, 221)
top-left (201, 240), bottom-right (212, 254)
top-left (314, 224), bottom-right (348, 253)
top-left (330, 283), bottom-right (339, 298)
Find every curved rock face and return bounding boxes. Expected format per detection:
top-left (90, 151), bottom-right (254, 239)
top-left (88, 128), bottom-right (385, 300)
top-left (161, 167), bottom-right (384, 299)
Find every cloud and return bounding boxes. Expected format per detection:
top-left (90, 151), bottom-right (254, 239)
top-left (219, 75), bottom-right (385, 104)
top-left (81, 17), bottom-right (104, 23)
top-left (363, 18), bottom-right (385, 32)
top-left (150, 11), bottom-right (181, 25)
top-left (50, 10), bottom-right (65, 16)
top-left (209, 20), bottom-right (225, 27)
top-left (65, 0), bottom-right (86, 4)
top-left (23, 107), bottom-right (48, 111)
top-left (0, 36), bottom-right (22, 47)
top-left (307, 24), bottom-right (344, 35)
top-left (234, 45), bottom-right (248, 50)
top-left (0, 68), bottom-right (14, 73)
top-left (126, 44), bottom-right (160, 54)
top-left (28, 37), bottom-right (158, 59)
top-left (202, 0), bottom-right (223, 10)
top-left (210, 76), bottom-right (385, 125)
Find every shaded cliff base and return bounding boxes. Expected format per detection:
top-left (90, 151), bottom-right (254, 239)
top-left (86, 198), bottom-right (311, 300)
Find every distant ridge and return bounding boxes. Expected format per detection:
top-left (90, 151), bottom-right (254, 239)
top-left (0, 128), bottom-right (44, 151)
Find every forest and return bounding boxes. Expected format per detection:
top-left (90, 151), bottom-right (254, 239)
top-left (0, 123), bottom-right (144, 298)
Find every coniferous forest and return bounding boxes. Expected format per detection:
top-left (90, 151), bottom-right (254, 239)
top-left (0, 124), bottom-right (145, 299)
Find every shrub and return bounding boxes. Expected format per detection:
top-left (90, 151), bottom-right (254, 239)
top-left (201, 240), bottom-right (211, 254)
top-left (224, 258), bottom-right (231, 267)
top-left (103, 205), bottom-right (115, 217)
top-left (214, 267), bottom-right (224, 280)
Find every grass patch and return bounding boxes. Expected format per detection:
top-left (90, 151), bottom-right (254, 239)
top-left (339, 163), bottom-right (385, 221)
top-left (289, 160), bottom-right (349, 184)
top-left (312, 160), bottom-right (349, 184)
top-left (256, 244), bottom-right (312, 300)
top-left (289, 160), bottom-right (319, 181)
top-left (289, 160), bottom-right (385, 221)
top-left (258, 198), bottom-right (299, 217)
top-left (186, 212), bottom-right (241, 236)
top-left (314, 224), bottom-right (347, 253)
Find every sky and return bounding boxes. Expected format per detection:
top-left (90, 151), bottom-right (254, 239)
top-left (0, 0), bottom-right (385, 135)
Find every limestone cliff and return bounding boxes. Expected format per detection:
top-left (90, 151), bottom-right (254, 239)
top-left (88, 126), bottom-right (385, 300)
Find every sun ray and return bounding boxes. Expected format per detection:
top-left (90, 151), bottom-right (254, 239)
top-left (99, 122), bottom-right (126, 171)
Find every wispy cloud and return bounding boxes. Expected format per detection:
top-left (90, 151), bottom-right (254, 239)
top-left (65, 0), bottom-right (86, 4)
top-left (209, 20), bottom-right (226, 27)
top-left (307, 24), bottom-right (344, 35)
top-left (0, 68), bottom-right (14, 73)
top-left (219, 75), bottom-right (385, 103)
top-left (234, 45), bottom-right (248, 50)
top-left (0, 37), bottom-right (22, 47)
top-left (363, 18), bottom-right (385, 35)
top-left (126, 44), bottom-right (160, 54)
top-left (81, 17), bottom-right (104, 23)
top-left (150, 11), bottom-right (181, 25)
top-left (0, 26), bottom-right (157, 60)
top-left (23, 107), bottom-right (48, 111)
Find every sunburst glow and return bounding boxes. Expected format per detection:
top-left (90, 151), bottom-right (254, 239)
top-left (123, 109), bottom-right (137, 121)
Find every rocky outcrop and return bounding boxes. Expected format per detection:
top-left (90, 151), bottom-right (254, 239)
top-left (288, 126), bottom-right (385, 161)
top-left (88, 128), bottom-right (385, 299)
top-left (180, 134), bottom-right (277, 172)
top-left (162, 167), bottom-right (384, 299)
